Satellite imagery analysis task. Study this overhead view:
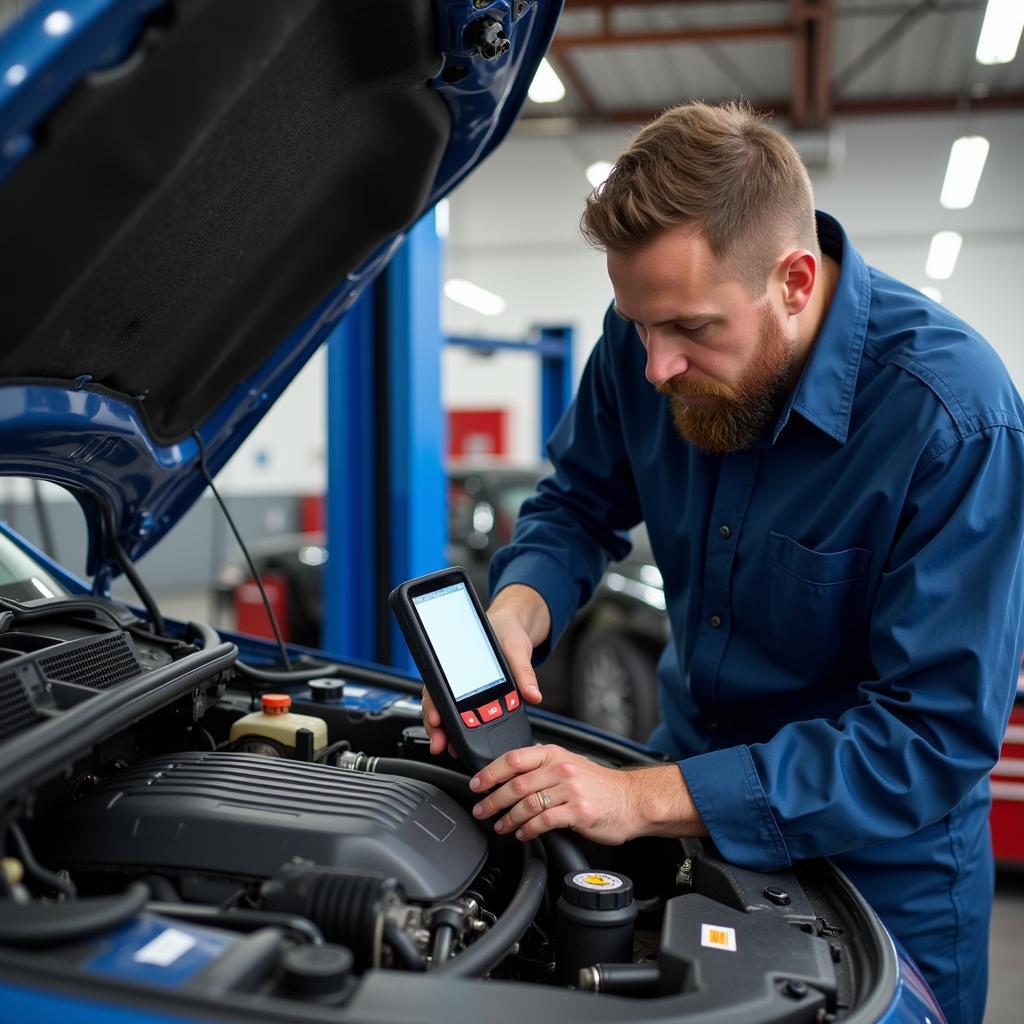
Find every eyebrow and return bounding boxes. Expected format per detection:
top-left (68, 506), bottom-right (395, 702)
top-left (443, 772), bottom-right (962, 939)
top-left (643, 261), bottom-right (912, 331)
top-left (612, 303), bottom-right (721, 327)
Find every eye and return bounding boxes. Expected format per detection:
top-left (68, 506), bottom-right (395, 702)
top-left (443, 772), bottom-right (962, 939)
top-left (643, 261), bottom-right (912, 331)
top-left (676, 323), bottom-right (710, 339)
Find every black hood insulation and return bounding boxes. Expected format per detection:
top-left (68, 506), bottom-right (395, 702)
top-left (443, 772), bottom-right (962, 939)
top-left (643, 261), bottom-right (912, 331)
top-left (0, 0), bottom-right (450, 443)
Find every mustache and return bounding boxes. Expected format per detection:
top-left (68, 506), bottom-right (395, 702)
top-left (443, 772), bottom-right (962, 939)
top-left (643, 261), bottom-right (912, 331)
top-left (655, 375), bottom-right (731, 400)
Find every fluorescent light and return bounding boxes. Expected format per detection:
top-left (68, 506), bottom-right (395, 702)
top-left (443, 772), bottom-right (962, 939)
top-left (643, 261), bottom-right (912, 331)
top-left (4, 64), bottom-right (27, 87)
top-left (528, 58), bottom-right (565, 103)
top-left (925, 231), bottom-right (963, 280)
top-left (976, 0), bottom-right (1024, 64)
top-left (920, 286), bottom-right (943, 303)
top-left (43, 11), bottom-right (73, 36)
top-left (586, 160), bottom-right (614, 188)
top-left (435, 198), bottom-right (449, 239)
top-left (444, 278), bottom-right (507, 317)
top-left (940, 136), bottom-right (990, 209)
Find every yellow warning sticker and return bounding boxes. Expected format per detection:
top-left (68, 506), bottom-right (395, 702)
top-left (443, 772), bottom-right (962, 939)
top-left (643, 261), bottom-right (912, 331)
top-left (701, 923), bottom-right (737, 952)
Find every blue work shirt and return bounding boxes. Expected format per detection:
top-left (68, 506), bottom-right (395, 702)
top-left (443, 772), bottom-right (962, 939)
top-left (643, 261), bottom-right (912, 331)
top-left (490, 213), bottom-right (1024, 1024)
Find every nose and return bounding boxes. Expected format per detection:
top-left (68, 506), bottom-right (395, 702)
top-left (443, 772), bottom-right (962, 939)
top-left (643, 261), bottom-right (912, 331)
top-left (644, 331), bottom-right (688, 387)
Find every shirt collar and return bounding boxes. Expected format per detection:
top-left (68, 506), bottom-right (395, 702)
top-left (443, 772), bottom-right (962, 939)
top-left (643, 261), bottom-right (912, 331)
top-left (771, 211), bottom-right (871, 446)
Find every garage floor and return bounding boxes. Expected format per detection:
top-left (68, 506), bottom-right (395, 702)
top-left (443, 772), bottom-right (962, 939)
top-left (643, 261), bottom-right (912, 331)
top-left (987, 872), bottom-right (1024, 1023)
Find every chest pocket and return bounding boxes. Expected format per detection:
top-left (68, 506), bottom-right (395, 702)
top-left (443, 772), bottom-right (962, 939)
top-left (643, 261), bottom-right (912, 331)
top-left (761, 532), bottom-right (872, 679)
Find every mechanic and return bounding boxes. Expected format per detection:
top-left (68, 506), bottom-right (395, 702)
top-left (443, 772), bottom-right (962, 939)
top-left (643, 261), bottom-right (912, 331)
top-left (421, 101), bottom-right (1024, 1024)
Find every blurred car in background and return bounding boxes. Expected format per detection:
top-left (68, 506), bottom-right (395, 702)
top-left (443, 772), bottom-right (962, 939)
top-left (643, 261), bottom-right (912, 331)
top-left (215, 463), bottom-right (669, 740)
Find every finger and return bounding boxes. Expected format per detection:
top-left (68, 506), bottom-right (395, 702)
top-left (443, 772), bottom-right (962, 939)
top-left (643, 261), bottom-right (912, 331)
top-left (471, 765), bottom-right (564, 820)
top-left (504, 637), bottom-right (543, 704)
top-left (421, 688), bottom-right (441, 727)
top-left (420, 690), bottom-right (449, 755)
top-left (469, 745), bottom-right (548, 793)
top-left (428, 723), bottom-right (449, 756)
top-left (515, 804), bottom-right (574, 841)
top-left (493, 786), bottom-right (568, 834)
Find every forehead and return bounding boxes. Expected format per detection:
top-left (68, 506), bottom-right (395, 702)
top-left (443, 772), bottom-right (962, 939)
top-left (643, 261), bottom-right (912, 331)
top-left (606, 224), bottom-right (724, 308)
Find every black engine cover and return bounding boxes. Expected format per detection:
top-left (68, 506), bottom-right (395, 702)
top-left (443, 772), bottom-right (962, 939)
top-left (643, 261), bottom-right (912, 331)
top-left (53, 752), bottom-right (487, 901)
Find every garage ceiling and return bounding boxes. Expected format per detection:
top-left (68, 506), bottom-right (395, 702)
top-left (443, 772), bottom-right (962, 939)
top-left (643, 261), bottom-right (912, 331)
top-left (525, 0), bottom-right (1024, 128)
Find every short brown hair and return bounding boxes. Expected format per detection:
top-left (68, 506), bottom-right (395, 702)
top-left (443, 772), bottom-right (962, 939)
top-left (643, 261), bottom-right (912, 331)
top-left (580, 101), bottom-right (820, 295)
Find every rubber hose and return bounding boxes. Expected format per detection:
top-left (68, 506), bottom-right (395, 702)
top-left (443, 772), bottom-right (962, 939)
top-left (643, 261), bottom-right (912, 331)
top-left (8, 822), bottom-right (76, 899)
top-left (383, 921), bottom-right (427, 972)
top-left (0, 882), bottom-right (149, 947)
top-left (146, 901), bottom-right (323, 946)
top-left (433, 842), bottom-right (546, 978)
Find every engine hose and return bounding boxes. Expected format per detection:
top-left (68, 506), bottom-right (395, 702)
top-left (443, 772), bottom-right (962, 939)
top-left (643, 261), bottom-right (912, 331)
top-left (8, 822), bottom-right (76, 899)
top-left (368, 757), bottom-right (475, 809)
top-left (384, 921), bottom-right (427, 972)
top-left (433, 841), bottom-right (546, 978)
top-left (146, 901), bottom-right (324, 947)
top-left (0, 882), bottom-right (149, 947)
top-left (541, 831), bottom-right (590, 878)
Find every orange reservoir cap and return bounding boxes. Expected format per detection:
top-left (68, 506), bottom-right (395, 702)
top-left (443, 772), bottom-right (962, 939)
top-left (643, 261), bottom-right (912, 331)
top-left (261, 694), bottom-right (292, 715)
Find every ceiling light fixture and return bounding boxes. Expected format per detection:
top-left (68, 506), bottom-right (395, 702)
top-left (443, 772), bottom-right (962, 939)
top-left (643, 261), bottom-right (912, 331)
top-left (920, 286), bottom-right (943, 304)
top-left (940, 136), bottom-right (990, 209)
top-left (586, 160), bottom-right (614, 188)
top-left (444, 279), bottom-right (507, 317)
top-left (528, 58), bottom-right (565, 103)
top-left (976, 0), bottom-right (1024, 64)
top-left (925, 232), bottom-right (963, 280)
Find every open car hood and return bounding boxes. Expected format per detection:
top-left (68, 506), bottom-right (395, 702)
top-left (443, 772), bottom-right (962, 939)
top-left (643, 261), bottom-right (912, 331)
top-left (0, 0), bottom-right (560, 586)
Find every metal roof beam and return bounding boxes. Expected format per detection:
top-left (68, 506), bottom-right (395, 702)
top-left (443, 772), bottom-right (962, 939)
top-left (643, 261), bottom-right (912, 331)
top-left (521, 92), bottom-right (1024, 126)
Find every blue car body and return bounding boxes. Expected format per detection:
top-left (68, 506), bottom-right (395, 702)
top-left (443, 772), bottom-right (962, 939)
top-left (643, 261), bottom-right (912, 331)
top-left (0, 2), bottom-right (946, 1022)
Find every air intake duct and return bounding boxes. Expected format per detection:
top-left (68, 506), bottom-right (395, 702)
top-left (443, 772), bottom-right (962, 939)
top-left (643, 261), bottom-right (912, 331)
top-left (263, 861), bottom-right (402, 970)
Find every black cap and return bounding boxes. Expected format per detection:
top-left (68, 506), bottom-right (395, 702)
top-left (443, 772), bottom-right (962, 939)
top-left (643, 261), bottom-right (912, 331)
top-left (308, 678), bottom-right (344, 703)
top-left (282, 943), bottom-right (353, 996)
top-left (562, 870), bottom-right (634, 911)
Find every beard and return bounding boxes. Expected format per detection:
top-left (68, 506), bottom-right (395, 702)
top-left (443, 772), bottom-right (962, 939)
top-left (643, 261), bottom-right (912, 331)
top-left (657, 303), bottom-right (793, 454)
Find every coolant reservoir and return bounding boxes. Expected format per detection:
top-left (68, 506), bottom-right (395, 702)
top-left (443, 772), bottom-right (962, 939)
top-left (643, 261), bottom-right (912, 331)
top-left (229, 693), bottom-right (328, 755)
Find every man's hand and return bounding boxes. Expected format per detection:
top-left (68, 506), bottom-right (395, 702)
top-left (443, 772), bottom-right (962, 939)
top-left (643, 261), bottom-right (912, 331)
top-left (421, 584), bottom-right (551, 756)
top-left (467, 744), bottom-right (708, 844)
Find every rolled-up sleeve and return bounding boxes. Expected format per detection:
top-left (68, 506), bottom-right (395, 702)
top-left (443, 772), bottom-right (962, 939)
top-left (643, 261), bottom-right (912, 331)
top-left (681, 422), bottom-right (1024, 870)
top-left (490, 306), bottom-right (643, 660)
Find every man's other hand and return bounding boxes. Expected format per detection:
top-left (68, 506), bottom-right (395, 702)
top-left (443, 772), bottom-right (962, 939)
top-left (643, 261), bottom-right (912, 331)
top-left (467, 744), bottom-right (708, 844)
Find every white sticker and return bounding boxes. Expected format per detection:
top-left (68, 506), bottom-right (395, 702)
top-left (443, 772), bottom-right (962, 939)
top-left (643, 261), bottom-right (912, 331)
top-left (572, 871), bottom-right (623, 891)
top-left (701, 923), bottom-right (737, 952)
top-left (133, 928), bottom-right (197, 966)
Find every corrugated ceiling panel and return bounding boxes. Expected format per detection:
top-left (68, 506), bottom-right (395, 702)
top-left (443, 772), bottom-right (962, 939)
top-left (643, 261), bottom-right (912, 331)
top-left (574, 39), bottom-right (791, 111)
top-left (612, 1), bottom-right (788, 32)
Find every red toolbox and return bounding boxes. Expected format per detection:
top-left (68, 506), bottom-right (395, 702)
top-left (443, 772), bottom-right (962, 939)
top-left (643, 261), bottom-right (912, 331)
top-left (990, 682), bottom-right (1024, 866)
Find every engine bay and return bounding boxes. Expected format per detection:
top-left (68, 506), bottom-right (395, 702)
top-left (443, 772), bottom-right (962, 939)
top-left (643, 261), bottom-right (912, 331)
top-left (0, 595), bottom-right (895, 1024)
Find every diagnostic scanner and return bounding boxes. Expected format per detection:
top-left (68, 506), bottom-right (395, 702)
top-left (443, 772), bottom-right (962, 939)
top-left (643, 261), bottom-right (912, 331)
top-left (390, 567), bottom-right (534, 773)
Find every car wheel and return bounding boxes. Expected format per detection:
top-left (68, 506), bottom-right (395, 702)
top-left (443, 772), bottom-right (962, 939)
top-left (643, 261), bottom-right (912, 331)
top-left (571, 629), bottom-right (658, 741)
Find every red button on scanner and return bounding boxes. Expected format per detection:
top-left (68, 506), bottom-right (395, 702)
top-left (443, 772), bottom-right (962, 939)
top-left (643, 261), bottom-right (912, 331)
top-left (477, 700), bottom-right (504, 722)
top-left (461, 711), bottom-right (482, 729)
top-left (504, 689), bottom-right (520, 712)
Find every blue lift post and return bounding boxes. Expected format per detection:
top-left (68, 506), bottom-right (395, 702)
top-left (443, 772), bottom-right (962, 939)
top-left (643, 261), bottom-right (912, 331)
top-left (384, 211), bottom-right (447, 672)
top-left (324, 210), bottom-right (446, 671)
top-left (324, 289), bottom-right (378, 664)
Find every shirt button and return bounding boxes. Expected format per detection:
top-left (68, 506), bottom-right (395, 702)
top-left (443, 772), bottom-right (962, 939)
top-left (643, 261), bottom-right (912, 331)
top-left (718, 525), bottom-right (731, 539)
top-left (709, 615), bottom-right (723, 628)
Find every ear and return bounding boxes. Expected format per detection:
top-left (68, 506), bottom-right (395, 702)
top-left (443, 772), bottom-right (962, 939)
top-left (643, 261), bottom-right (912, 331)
top-left (778, 250), bottom-right (817, 316)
